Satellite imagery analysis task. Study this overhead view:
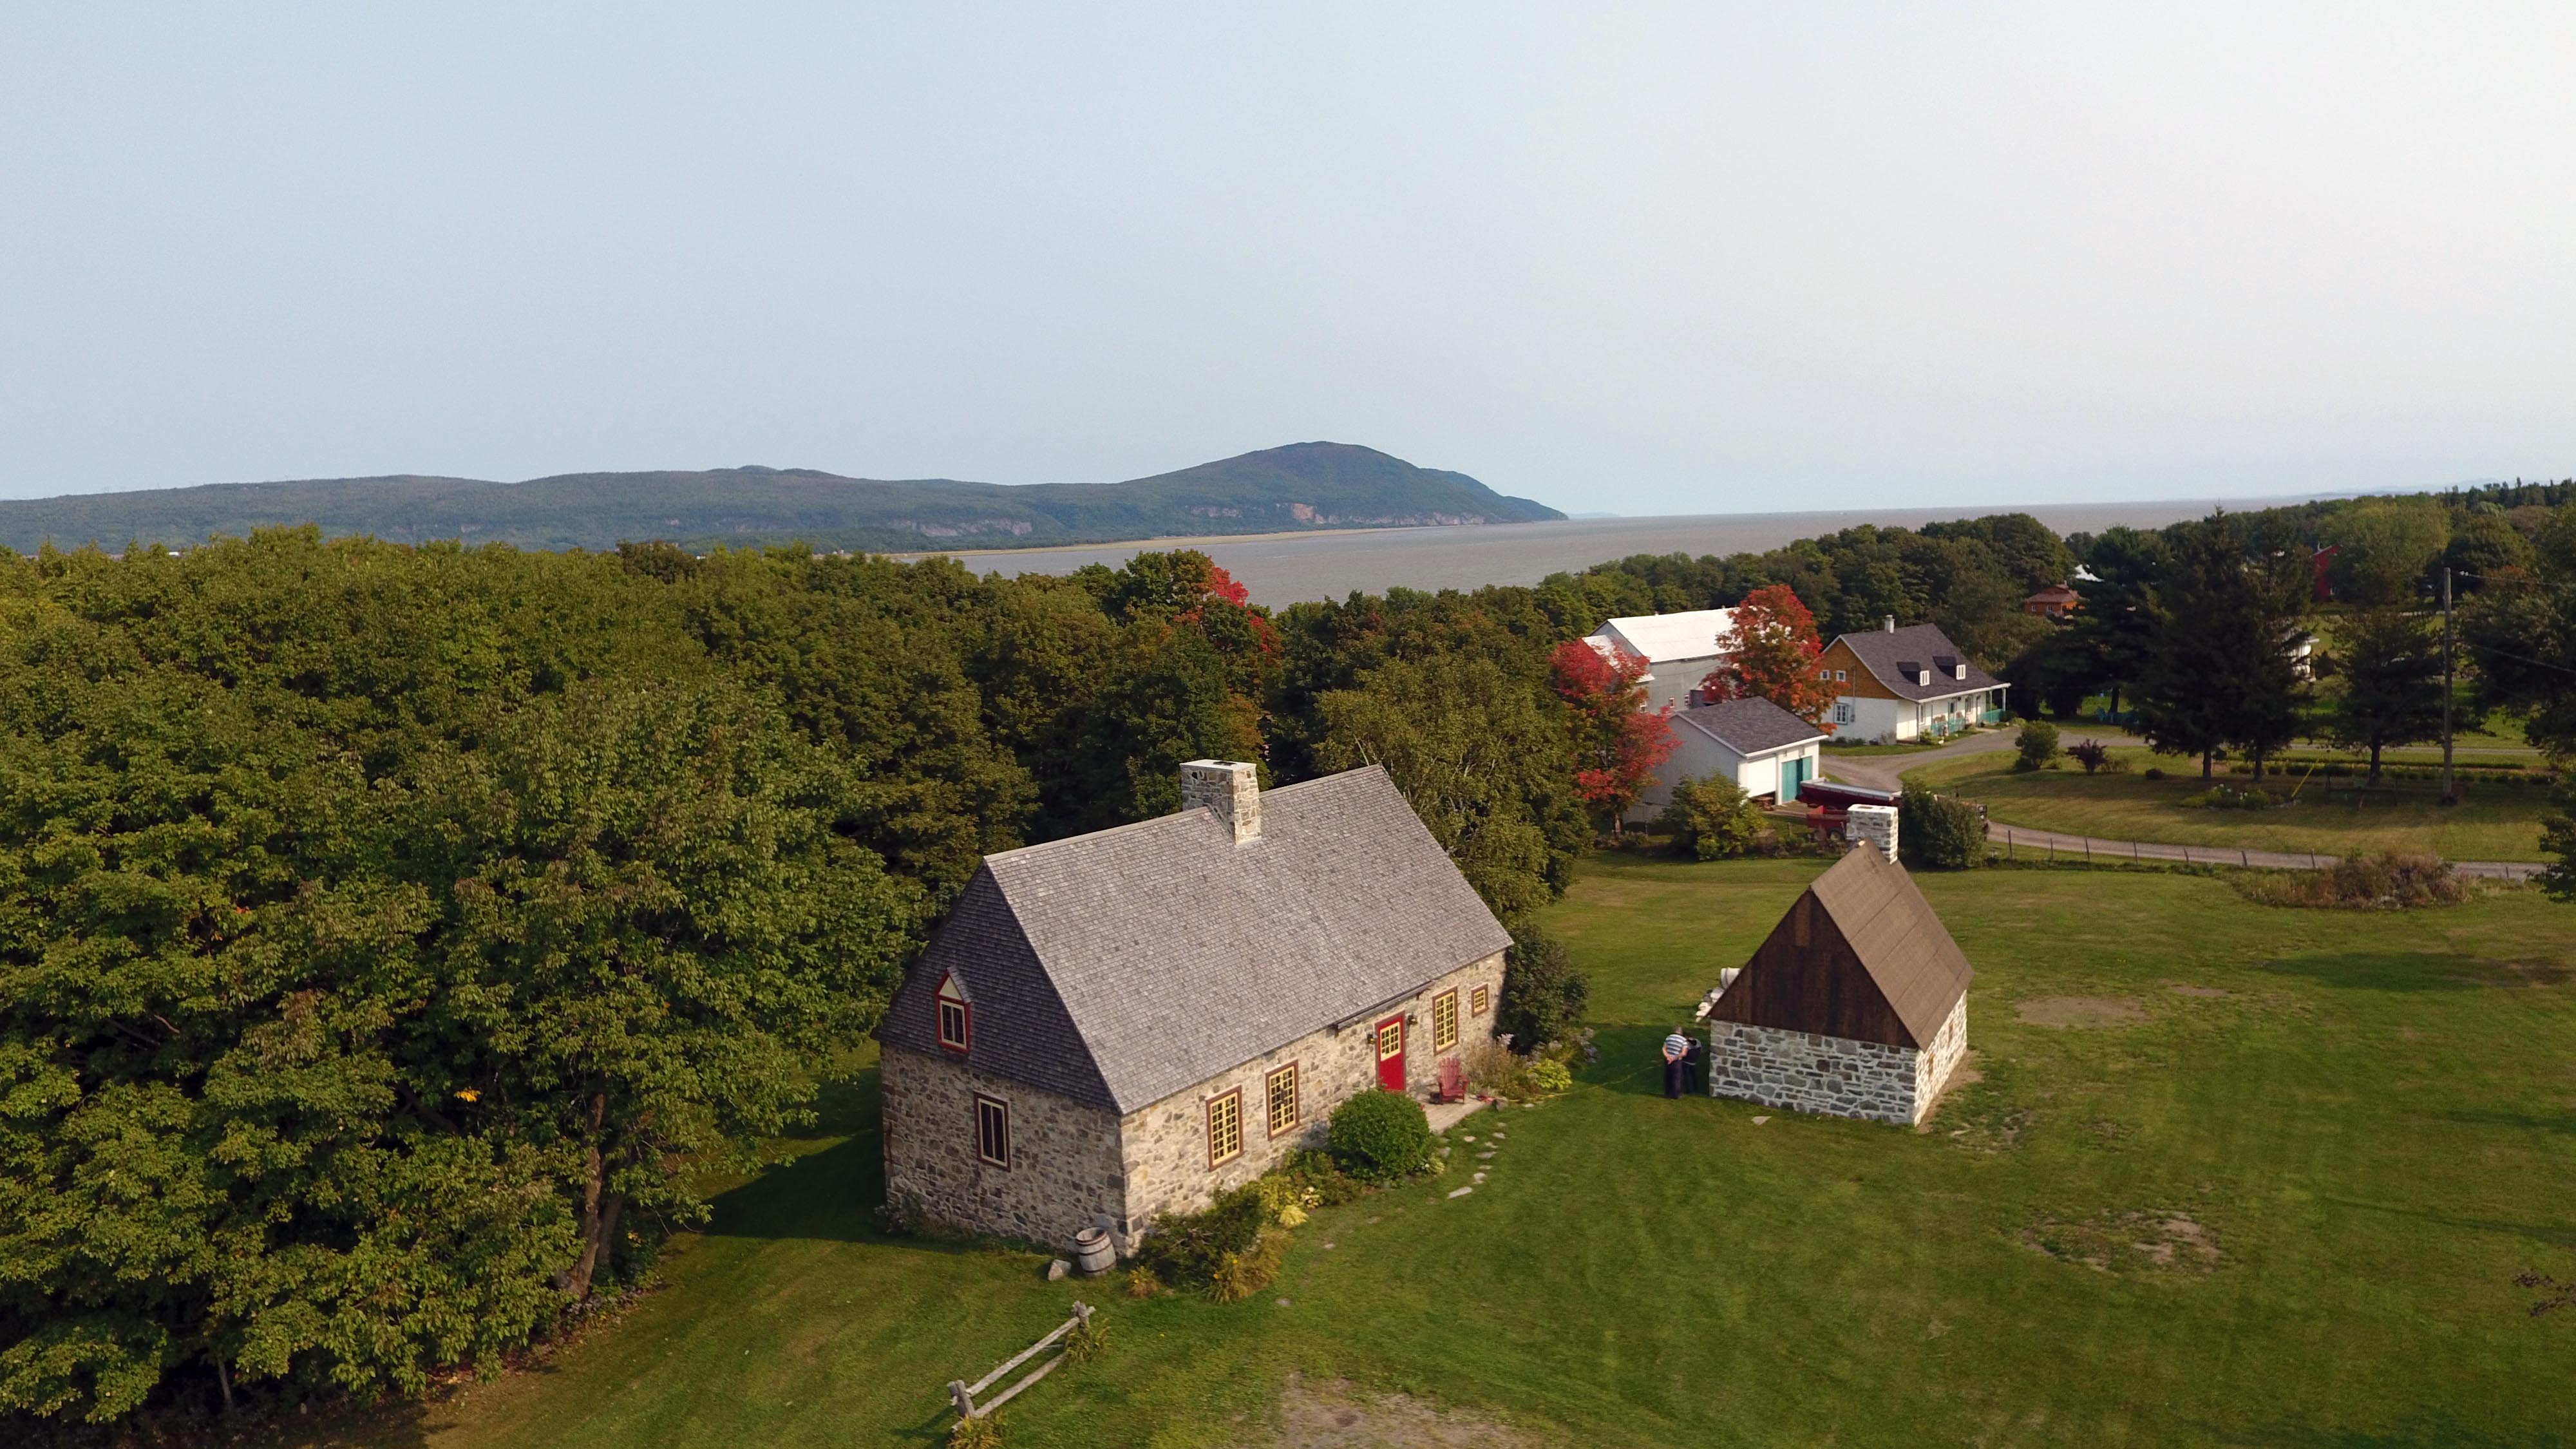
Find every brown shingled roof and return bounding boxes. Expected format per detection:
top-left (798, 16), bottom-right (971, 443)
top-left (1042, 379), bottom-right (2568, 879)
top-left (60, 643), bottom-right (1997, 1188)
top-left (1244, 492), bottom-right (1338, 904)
top-left (1710, 846), bottom-right (1974, 1048)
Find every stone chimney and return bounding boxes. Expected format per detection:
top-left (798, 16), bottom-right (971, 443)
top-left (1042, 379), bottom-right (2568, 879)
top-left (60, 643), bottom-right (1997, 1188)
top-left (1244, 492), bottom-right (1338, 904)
top-left (1180, 759), bottom-right (1261, 845)
top-left (1882, 615), bottom-right (1897, 633)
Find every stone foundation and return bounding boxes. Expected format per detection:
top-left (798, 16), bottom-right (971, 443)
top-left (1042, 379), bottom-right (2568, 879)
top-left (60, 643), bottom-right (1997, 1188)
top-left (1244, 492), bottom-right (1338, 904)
top-left (1705, 992), bottom-right (1968, 1126)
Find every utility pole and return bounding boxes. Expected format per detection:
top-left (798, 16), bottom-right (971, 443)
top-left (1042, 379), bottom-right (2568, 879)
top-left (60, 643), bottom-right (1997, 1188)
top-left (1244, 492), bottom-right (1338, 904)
top-left (2440, 566), bottom-right (2456, 806)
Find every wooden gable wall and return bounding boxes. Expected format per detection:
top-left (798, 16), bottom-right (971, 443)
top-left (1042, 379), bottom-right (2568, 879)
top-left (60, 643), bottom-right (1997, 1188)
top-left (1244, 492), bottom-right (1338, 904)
top-left (1817, 639), bottom-right (1902, 700)
top-left (1709, 889), bottom-right (1917, 1048)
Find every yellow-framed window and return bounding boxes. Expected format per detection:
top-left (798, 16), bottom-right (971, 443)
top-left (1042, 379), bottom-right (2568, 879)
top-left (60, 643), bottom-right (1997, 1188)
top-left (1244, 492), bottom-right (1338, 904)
top-left (1432, 989), bottom-right (1459, 1052)
top-left (1265, 1063), bottom-right (1300, 1137)
top-left (1471, 984), bottom-right (1490, 1016)
top-left (1207, 1088), bottom-right (1243, 1167)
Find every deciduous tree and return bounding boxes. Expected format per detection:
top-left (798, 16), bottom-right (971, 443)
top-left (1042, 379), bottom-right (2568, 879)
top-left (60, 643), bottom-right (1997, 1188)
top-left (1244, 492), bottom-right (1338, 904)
top-left (1546, 639), bottom-right (1676, 833)
top-left (1700, 585), bottom-right (1837, 727)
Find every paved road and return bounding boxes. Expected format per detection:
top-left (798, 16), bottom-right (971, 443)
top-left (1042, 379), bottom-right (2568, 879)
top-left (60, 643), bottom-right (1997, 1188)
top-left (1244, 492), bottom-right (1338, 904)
top-left (1819, 730), bottom-right (2546, 882)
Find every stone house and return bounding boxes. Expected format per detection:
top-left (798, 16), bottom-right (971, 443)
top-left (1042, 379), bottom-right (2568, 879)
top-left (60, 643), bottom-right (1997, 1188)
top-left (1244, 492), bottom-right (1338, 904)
top-left (1816, 618), bottom-right (2009, 743)
top-left (1703, 845), bottom-right (1971, 1126)
top-left (876, 760), bottom-right (1511, 1255)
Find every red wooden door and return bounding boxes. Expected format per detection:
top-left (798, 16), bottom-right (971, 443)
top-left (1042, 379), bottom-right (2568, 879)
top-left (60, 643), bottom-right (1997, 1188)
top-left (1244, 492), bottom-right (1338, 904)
top-left (1374, 1014), bottom-right (1406, 1092)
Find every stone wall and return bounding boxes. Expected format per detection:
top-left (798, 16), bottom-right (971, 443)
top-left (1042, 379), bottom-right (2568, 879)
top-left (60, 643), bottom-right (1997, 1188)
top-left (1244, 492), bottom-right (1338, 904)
top-left (1115, 950), bottom-right (1504, 1238)
top-left (1911, 996), bottom-right (1967, 1118)
top-left (879, 1045), bottom-right (1126, 1251)
top-left (1705, 1021), bottom-right (1921, 1125)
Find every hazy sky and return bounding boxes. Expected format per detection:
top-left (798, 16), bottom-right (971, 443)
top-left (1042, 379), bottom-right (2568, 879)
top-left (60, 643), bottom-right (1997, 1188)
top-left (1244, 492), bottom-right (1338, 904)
top-left (5, 5), bottom-right (2571, 513)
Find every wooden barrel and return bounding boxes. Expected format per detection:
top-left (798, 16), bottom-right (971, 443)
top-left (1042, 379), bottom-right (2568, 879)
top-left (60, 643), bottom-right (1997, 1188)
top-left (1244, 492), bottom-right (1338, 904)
top-left (1072, 1227), bottom-right (1115, 1276)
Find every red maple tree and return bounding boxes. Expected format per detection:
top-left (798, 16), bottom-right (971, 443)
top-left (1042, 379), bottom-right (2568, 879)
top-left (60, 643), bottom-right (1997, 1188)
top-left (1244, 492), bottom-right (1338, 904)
top-left (1549, 638), bottom-right (1678, 831)
top-left (1701, 584), bottom-right (1837, 730)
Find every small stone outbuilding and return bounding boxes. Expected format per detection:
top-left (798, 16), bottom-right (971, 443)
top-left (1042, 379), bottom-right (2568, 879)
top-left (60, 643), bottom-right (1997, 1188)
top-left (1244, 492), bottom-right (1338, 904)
top-left (1704, 846), bottom-right (1972, 1125)
top-left (876, 761), bottom-right (1511, 1255)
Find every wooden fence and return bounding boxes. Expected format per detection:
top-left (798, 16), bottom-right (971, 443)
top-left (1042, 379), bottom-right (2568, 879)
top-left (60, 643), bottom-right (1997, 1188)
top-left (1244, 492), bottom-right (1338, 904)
top-left (948, 1302), bottom-right (1093, 1422)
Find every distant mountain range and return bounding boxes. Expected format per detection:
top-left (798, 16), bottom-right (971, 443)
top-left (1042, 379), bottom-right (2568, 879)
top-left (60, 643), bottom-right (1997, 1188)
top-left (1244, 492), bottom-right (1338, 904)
top-left (0, 442), bottom-right (1564, 554)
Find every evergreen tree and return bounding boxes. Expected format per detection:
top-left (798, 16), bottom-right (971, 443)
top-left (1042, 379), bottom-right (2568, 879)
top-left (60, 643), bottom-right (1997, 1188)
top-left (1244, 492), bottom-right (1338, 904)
top-left (2328, 607), bottom-right (2447, 784)
top-left (2135, 520), bottom-right (2305, 779)
top-left (2060, 526), bottom-right (2166, 716)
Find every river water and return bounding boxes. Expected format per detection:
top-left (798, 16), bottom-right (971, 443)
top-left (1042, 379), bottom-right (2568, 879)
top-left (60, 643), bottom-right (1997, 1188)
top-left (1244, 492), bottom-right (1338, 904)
top-left (905, 497), bottom-right (2252, 607)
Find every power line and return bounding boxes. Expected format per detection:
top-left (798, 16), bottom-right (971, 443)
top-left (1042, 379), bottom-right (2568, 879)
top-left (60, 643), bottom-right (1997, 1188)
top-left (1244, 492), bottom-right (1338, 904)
top-left (2457, 639), bottom-right (2576, 678)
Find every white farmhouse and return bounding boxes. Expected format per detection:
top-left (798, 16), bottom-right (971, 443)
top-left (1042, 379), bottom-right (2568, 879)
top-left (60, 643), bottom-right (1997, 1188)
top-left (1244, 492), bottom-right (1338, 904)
top-left (1816, 619), bottom-right (2009, 743)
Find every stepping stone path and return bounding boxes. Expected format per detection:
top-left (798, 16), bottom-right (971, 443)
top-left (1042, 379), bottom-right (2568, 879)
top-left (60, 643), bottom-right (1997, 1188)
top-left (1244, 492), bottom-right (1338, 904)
top-left (1752, 1115), bottom-right (1770, 1125)
top-left (1476, 1150), bottom-right (1495, 1159)
top-left (1448, 1186), bottom-right (1474, 1198)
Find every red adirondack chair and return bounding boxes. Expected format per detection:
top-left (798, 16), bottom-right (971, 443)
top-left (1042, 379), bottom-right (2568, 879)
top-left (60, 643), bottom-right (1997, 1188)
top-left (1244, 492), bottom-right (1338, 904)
top-left (1432, 1057), bottom-right (1468, 1104)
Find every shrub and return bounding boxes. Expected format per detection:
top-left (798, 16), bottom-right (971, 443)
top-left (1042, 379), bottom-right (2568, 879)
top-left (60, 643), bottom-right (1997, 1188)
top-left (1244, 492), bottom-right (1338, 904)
top-left (2237, 853), bottom-right (2466, 909)
top-left (1207, 1229), bottom-right (1292, 1303)
top-left (2144, 766), bottom-right (2166, 781)
top-left (1526, 1058), bottom-right (1575, 1094)
top-left (1278, 1148), bottom-right (1368, 1207)
top-left (2014, 720), bottom-right (2061, 772)
top-left (1063, 1316), bottom-right (1111, 1364)
top-left (1122, 1265), bottom-right (1168, 1299)
top-left (2069, 738), bottom-right (2111, 773)
top-left (1328, 1090), bottom-right (1435, 1182)
top-left (1252, 1173), bottom-right (1318, 1227)
top-left (1658, 772), bottom-right (1766, 860)
top-left (1134, 1186), bottom-right (1264, 1290)
top-left (1899, 785), bottom-right (1983, 869)
top-left (1497, 929), bottom-right (1589, 1050)
top-left (951, 1412), bottom-right (1005, 1449)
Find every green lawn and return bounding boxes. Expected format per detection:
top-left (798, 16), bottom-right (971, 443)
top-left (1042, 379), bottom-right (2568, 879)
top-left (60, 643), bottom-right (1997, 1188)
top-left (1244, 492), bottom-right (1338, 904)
top-left (1911, 750), bottom-right (2555, 862)
top-left (379, 858), bottom-right (2576, 1448)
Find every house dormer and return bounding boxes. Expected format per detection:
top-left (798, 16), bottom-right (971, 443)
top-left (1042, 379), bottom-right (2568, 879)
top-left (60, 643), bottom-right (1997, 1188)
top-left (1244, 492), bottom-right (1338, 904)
top-left (934, 971), bottom-right (972, 1054)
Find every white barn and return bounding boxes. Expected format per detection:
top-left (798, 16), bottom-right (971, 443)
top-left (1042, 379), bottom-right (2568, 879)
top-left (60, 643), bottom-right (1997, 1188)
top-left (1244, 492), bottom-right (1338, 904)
top-left (1584, 609), bottom-right (1738, 715)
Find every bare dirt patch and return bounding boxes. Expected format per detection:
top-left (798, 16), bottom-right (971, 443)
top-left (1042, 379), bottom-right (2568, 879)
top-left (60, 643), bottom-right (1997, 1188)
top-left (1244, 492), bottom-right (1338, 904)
top-left (2016, 996), bottom-right (2148, 1028)
top-left (1258, 1373), bottom-right (1558, 1448)
top-left (2022, 1211), bottom-right (2222, 1275)
top-left (2163, 983), bottom-right (2231, 998)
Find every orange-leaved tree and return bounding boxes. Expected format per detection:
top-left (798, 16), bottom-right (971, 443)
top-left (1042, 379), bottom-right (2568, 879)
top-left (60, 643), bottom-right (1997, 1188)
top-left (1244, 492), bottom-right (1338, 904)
top-left (1548, 638), bottom-right (1677, 833)
top-left (1701, 584), bottom-right (1837, 730)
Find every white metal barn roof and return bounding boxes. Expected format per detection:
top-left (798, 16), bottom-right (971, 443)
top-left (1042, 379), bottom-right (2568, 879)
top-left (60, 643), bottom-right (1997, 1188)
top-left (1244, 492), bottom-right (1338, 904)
top-left (1587, 608), bottom-right (1738, 665)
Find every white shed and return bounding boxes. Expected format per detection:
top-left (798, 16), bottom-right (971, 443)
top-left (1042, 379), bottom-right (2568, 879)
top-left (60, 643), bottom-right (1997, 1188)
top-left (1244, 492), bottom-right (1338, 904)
top-left (1631, 696), bottom-right (1828, 820)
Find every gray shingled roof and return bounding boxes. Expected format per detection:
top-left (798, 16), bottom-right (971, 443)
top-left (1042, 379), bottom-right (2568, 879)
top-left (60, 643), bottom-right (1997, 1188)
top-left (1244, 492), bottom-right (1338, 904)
top-left (1676, 696), bottom-right (1826, 755)
top-left (1832, 623), bottom-right (2003, 702)
top-left (877, 766), bottom-right (1513, 1114)
top-left (1809, 846), bottom-right (1975, 1045)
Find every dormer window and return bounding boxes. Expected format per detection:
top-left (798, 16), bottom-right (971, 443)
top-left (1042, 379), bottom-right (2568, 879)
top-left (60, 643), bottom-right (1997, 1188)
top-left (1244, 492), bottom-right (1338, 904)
top-left (935, 974), bottom-right (971, 1054)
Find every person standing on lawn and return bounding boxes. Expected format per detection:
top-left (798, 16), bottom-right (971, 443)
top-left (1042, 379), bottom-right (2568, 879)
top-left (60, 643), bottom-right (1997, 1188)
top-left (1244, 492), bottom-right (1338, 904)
top-left (1662, 1028), bottom-right (1690, 1099)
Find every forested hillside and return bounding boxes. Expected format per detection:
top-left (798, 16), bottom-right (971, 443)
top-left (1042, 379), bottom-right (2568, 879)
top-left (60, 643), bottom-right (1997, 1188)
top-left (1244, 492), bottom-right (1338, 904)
top-left (0, 442), bottom-right (1564, 554)
top-left (3, 480), bottom-right (2571, 1427)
